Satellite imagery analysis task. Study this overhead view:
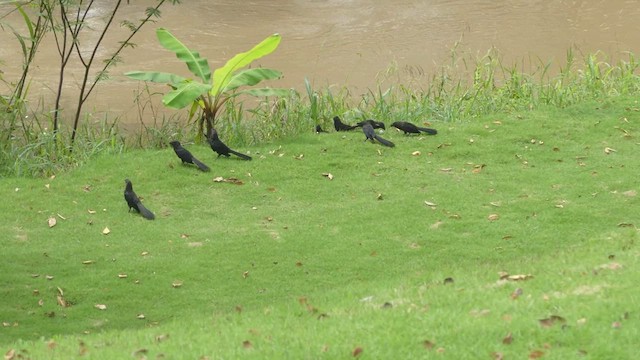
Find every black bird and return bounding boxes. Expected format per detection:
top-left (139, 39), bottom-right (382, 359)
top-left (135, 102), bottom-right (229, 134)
top-left (362, 123), bottom-right (395, 147)
top-left (124, 179), bottom-right (155, 220)
top-left (315, 125), bottom-right (328, 133)
top-left (356, 119), bottom-right (386, 130)
top-left (391, 121), bottom-right (437, 135)
top-left (169, 140), bottom-right (210, 171)
top-left (207, 128), bottom-right (252, 160)
top-left (333, 116), bottom-right (357, 131)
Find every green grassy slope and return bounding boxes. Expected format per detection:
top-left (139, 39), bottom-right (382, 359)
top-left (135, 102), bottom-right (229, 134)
top-left (2, 97), bottom-right (639, 359)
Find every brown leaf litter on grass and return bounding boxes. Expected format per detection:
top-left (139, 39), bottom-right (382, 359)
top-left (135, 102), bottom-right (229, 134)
top-left (422, 340), bottom-right (435, 350)
top-left (498, 272), bottom-right (534, 281)
top-left (352, 347), bottom-right (363, 357)
top-left (213, 176), bottom-right (244, 185)
top-left (539, 315), bottom-right (566, 328)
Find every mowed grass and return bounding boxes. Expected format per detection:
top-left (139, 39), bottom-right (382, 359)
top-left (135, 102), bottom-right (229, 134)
top-left (2, 97), bottom-right (640, 359)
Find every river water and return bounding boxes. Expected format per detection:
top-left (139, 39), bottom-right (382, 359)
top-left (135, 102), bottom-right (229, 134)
top-left (1, 0), bottom-right (639, 125)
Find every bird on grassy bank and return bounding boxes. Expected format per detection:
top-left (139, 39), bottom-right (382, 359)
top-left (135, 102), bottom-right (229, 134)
top-left (333, 116), bottom-right (357, 131)
top-left (169, 140), bottom-right (210, 172)
top-left (315, 125), bottom-right (328, 133)
top-left (124, 179), bottom-right (155, 220)
top-left (391, 121), bottom-right (437, 135)
top-left (362, 123), bottom-right (395, 147)
top-left (207, 128), bottom-right (252, 160)
top-left (356, 119), bottom-right (386, 130)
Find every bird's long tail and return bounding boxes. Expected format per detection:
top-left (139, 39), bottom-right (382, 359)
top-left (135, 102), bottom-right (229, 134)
top-left (136, 202), bottom-right (155, 220)
top-left (192, 157), bottom-right (210, 171)
top-left (374, 135), bottom-right (395, 147)
top-left (417, 126), bottom-right (438, 135)
top-left (230, 149), bottom-right (252, 160)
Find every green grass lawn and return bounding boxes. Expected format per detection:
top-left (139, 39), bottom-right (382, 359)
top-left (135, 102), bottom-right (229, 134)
top-left (2, 97), bottom-right (639, 359)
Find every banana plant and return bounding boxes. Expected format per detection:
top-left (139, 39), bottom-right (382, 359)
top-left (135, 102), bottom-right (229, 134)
top-left (125, 28), bottom-right (290, 138)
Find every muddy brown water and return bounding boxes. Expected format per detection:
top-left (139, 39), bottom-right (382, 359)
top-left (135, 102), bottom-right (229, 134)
top-left (1, 0), bottom-right (639, 126)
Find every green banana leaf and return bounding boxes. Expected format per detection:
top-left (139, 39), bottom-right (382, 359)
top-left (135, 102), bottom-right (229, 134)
top-left (223, 68), bottom-right (283, 93)
top-left (156, 28), bottom-right (212, 83)
top-left (162, 81), bottom-right (212, 109)
top-left (212, 34), bottom-right (281, 96)
top-left (124, 71), bottom-right (186, 84)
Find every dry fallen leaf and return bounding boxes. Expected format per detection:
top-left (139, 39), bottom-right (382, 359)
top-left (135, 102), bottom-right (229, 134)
top-left (423, 340), bottom-right (435, 350)
top-left (424, 201), bottom-right (437, 207)
top-left (507, 274), bottom-right (534, 281)
top-left (539, 315), bottom-right (566, 327)
top-left (136, 314), bottom-right (145, 319)
top-left (597, 262), bottom-right (623, 270)
top-left (604, 147), bottom-right (616, 154)
top-left (511, 288), bottom-right (523, 299)
top-left (94, 304), bottom-right (107, 311)
top-left (612, 321), bottom-right (622, 329)
top-left (488, 214), bottom-right (500, 221)
top-left (529, 350), bottom-right (545, 359)
top-left (5, 349), bottom-right (16, 360)
top-left (226, 177), bottom-right (244, 185)
top-left (82, 260), bottom-right (94, 265)
top-left (132, 348), bottom-right (148, 357)
top-left (472, 164), bottom-right (486, 174)
top-left (155, 334), bottom-right (170, 343)
top-left (102, 227), bottom-right (110, 235)
top-left (242, 271), bottom-right (249, 279)
top-left (502, 332), bottom-right (513, 344)
top-left (243, 340), bottom-right (253, 349)
top-left (412, 151), bottom-right (421, 156)
top-left (352, 347), bottom-right (363, 357)
top-left (322, 172), bottom-right (334, 180)
top-left (47, 217), bottom-right (57, 228)
top-left (172, 281), bottom-right (183, 288)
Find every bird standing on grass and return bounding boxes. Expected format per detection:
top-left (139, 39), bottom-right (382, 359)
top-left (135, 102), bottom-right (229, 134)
top-left (362, 123), bottom-right (395, 147)
top-left (357, 119), bottom-right (386, 130)
top-left (124, 179), bottom-right (155, 220)
top-left (315, 125), bottom-right (328, 133)
top-left (169, 140), bottom-right (210, 172)
top-left (207, 128), bottom-right (252, 160)
top-left (391, 121), bottom-right (437, 135)
top-left (333, 116), bottom-right (357, 131)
